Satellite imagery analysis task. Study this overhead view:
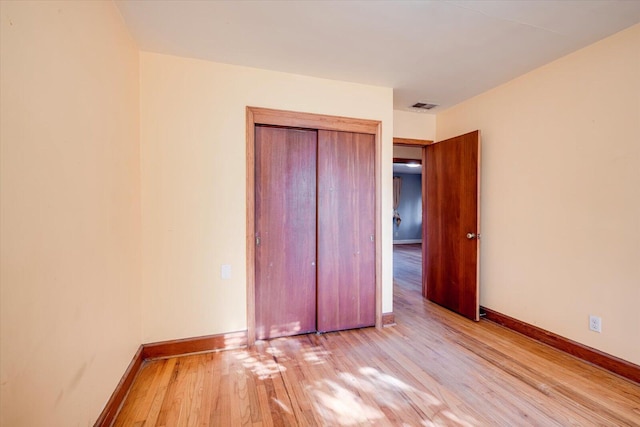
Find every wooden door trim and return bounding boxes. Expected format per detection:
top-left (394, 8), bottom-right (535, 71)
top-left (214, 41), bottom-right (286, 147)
top-left (247, 107), bottom-right (383, 345)
top-left (393, 157), bottom-right (422, 165)
top-left (393, 137), bottom-right (434, 146)
top-left (253, 107), bottom-right (380, 134)
top-left (421, 147), bottom-right (428, 296)
top-left (393, 138), bottom-right (435, 295)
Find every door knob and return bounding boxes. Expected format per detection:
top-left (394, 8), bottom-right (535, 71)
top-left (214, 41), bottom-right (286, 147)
top-left (466, 233), bottom-right (476, 240)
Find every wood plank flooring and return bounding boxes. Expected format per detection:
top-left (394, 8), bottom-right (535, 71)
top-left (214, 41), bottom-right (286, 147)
top-left (113, 244), bottom-right (640, 426)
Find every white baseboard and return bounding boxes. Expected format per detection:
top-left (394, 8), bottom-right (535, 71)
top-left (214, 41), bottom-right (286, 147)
top-left (393, 239), bottom-right (422, 244)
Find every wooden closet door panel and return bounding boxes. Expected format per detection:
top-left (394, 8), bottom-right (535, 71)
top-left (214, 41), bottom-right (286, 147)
top-left (255, 126), bottom-right (317, 340)
top-left (317, 130), bottom-right (375, 332)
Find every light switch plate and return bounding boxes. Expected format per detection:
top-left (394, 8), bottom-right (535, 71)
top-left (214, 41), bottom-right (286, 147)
top-left (221, 264), bottom-right (232, 280)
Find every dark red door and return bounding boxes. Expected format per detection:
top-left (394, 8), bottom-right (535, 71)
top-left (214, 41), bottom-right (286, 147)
top-left (317, 130), bottom-right (376, 332)
top-left (424, 130), bottom-right (480, 321)
top-left (255, 126), bottom-right (318, 339)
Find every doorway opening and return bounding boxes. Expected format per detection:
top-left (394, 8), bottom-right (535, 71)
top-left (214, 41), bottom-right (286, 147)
top-left (392, 138), bottom-right (431, 300)
top-left (392, 132), bottom-right (481, 321)
top-left (392, 157), bottom-right (423, 296)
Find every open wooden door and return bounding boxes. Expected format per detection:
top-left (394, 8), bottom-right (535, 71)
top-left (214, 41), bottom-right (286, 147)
top-left (423, 130), bottom-right (480, 321)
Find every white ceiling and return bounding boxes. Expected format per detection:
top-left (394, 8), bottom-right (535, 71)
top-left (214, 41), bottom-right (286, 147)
top-left (115, 0), bottom-right (640, 111)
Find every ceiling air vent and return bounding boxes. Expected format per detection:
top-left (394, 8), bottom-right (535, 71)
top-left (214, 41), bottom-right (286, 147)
top-left (411, 102), bottom-right (438, 110)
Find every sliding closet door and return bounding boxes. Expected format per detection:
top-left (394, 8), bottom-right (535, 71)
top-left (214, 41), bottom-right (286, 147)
top-left (255, 126), bottom-right (318, 340)
top-left (317, 130), bottom-right (376, 332)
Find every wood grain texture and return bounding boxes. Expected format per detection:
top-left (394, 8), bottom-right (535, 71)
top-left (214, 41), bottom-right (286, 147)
top-left (317, 130), bottom-right (376, 332)
top-left (96, 332), bottom-right (247, 425)
top-left (245, 107), bottom-right (257, 345)
top-left (393, 137), bottom-right (434, 146)
top-left (425, 130), bottom-right (480, 321)
top-left (94, 346), bottom-right (144, 427)
top-left (393, 157), bottom-right (422, 164)
top-left (255, 126), bottom-right (318, 340)
top-left (246, 107), bottom-right (383, 344)
top-left (112, 245), bottom-right (640, 425)
top-left (482, 306), bottom-right (640, 384)
top-left (393, 243), bottom-right (423, 294)
top-left (251, 107), bottom-right (379, 135)
top-left (142, 331), bottom-right (248, 360)
top-left (374, 123), bottom-right (383, 330)
top-left (381, 312), bottom-right (395, 326)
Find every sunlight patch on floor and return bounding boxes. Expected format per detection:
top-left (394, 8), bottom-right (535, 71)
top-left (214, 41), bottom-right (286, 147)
top-left (302, 346), bottom-right (330, 365)
top-left (310, 379), bottom-right (384, 425)
top-left (271, 398), bottom-right (293, 414)
top-left (308, 365), bottom-right (479, 426)
top-left (234, 335), bottom-right (480, 425)
top-left (232, 350), bottom-right (283, 380)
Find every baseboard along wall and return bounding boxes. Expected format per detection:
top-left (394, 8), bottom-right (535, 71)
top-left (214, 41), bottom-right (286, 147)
top-left (393, 239), bottom-right (422, 244)
top-left (97, 307), bottom-right (640, 425)
top-left (481, 306), bottom-right (640, 384)
top-left (382, 312), bottom-right (396, 327)
top-left (94, 330), bottom-right (248, 427)
top-left (94, 346), bottom-right (145, 427)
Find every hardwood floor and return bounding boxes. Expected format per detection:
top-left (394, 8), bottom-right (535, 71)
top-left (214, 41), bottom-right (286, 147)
top-left (113, 244), bottom-right (640, 426)
top-left (392, 243), bottom-right (422, 293)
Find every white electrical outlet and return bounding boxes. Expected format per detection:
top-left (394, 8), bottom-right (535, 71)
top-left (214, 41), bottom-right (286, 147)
top-left (221, 264), bottom-right (232, 280)
top-left (589, 315), bottom-right (602, 333)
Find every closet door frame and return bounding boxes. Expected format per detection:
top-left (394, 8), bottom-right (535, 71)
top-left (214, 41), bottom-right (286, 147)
top-left (246, 107), bottom-right (382, 345)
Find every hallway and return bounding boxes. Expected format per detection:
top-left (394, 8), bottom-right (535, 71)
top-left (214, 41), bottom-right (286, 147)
top-left (393, 243), bottom-right (422, 294)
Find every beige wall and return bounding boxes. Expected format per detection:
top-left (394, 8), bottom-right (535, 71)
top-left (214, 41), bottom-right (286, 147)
top-left (393, 146), bottom-right (423, 160)
top-left (394, 110), bottom-right (436, 141)
top-left (393, 109), bottom-right (434, 158)
top-left (0, 1), bottom-right (141, 425)
top-left (437, 24), bottom-right (640, 365)
top-left (140, 52), bottom-right (394, 342)
top-left (3, 3), bottom-right (636, 424)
